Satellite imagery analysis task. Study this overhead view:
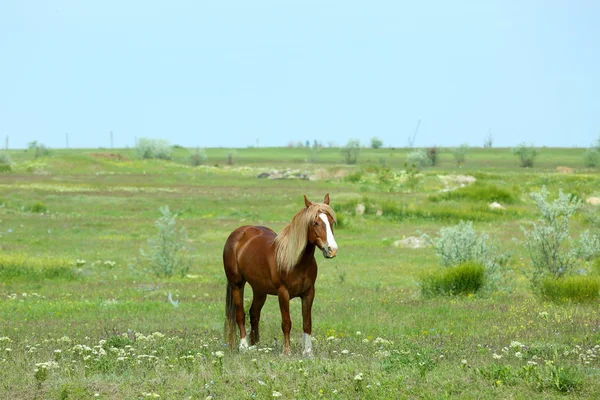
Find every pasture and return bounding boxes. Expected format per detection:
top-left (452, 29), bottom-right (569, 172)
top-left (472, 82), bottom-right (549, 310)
top-left (0, 146), bottom-right (599, 399)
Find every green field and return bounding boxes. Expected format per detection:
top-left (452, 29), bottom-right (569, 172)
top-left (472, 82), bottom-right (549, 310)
top-left (1, 146), bottom-right (599, 399)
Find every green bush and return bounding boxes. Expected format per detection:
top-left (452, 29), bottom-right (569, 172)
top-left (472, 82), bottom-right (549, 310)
top-left (406, 149), bottom-right (431, 168)
top-left (28, 141), bottom-right (51, 158)
top-left (420, 262), bottom-right (486, 297)
top-left (451, 144), bottom-right (468, 166)
top-left (370, 137), bottom-right (383, 149)
top-left (512, 142), bottom-right (537, 168)
top-left (136, 138), bottom-right (172, 160)
top-left (583, 148), bottom-right (598, 167)
top-left (540, 275), bottom-right (600, 303)
top-left (0, 152), bottom-right (12, 172)
top-left (24, 201), bottom-right (48, 213)
top-left (341, 139), bottom-right (360, 164)
top-left (189, 147), bottom-right (208, 166)
top-left (140, 205), bottom-right (190, 277)
top-left (520, 187), bottom-right (600, 285)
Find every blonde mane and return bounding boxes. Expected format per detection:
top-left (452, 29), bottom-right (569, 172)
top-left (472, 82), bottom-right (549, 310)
top-left (274, 203), bottom-right (336, 272)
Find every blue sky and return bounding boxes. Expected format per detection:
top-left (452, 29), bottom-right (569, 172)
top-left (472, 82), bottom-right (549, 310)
top-left (1, 1), bottom-right (599, 149)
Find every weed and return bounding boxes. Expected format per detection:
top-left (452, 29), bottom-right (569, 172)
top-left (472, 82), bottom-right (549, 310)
top-left (428, 182), bottom-right (518, 204)
top-left (0, 254), bottom-right (78, 281)
top-left (540, 275), bottom-right (600, 303)
top-left (420, 262), bottom-right (486, 297)
top-left (140, 205), bottom-right (191, 277)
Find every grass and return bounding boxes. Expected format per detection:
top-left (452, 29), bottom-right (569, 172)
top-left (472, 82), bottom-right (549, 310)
top-left (0, 146), bottom-right (599, 398)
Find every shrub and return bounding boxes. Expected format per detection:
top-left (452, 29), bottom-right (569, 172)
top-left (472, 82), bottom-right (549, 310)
top-left (512, 142), bottom-right (537, 167)
top-left (426, 147), bottom-right (438, 166)
top-left (422, 221), bottom-right (509, 292)
top-left (0, 153), bottom-right (12, 172)
top-left (451, 144), bottom-right (468, 166)
top-left (136, 138), bottom-right (172, 160)
top-left (370, 137), bottom-right (383, 149)
top-left (189, 147), bottom-right (208, 166)
top-left (341, 139), bottom-right (360, 164)
top-left (583, 148), bottom-right (599, 167)
top-left (424, 220), bottom-right (506, 271)
top-left (420, 262), bottom-right (486, 297)
top-left (540, 275), bottom-right (600, 303)
top-left (519, 187), bottom-right (600, 286)
top-left (406, 149), bottom-right (431, 168)
top-left (28, 141), bottom-right (50, 158)
top-left (140, 205), bottom-right (190, 278)
top-left (24, 202), bottom-right (48, 213)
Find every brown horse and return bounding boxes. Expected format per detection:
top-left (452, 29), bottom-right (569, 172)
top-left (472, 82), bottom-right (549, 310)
top-left (223, 194), bottom-right (337, 356)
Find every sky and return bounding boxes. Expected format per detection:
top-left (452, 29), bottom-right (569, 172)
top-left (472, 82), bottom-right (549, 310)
top-left (1, 1), bottom-right (599, 149)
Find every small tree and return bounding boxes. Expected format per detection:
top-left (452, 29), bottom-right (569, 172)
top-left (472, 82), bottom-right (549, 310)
top-left (28, 141), bottom-right (50, 158)
top-left (140, 206), bottom-right (190, 278)
top-left (370, 137), bottom-right (383, 149)
top-left (341, 139), bottom-right (360, 164)
top-left (136, 138), bottom-right (172, 160)
top-left (426, 147), bottom-right (438, 166)
top-left (421, 221), bottom-right (509, 294)
top-left (406, 149), bottom-right (431, 168)
top-left (451, 144), bottom-right (468, 166)
top-left (519, 187), bottom-right (600, 285)
top-left (484, 133), bottom-right (493, 148)
top-left (189, 147), bottom-right (208, 166)
top-left (0, 152), bottom-right (12, 172)
top-left (583, 135), bottom-right (600, 167)
top-left (512, 142), bottom-right (537, 168)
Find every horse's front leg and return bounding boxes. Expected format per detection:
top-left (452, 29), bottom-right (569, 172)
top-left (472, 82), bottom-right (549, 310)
top-left (277, 287), bottom-right (292, 355)
top-left (301, 286), bottom-right (315, 357)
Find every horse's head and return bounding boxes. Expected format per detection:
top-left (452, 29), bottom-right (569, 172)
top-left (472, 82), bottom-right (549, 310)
top-left (305, 193), bottom-right (338, 259)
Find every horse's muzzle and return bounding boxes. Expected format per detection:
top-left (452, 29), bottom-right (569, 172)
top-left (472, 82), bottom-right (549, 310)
top-left (322, 246), bottom-right (337, 259)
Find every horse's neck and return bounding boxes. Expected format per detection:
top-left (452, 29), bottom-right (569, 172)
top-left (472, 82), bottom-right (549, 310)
top-left (299, 243), bottom-right (316, 263)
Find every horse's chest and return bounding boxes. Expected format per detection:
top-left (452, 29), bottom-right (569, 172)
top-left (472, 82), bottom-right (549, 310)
top-left (283, 271), bottom-right (316, 298)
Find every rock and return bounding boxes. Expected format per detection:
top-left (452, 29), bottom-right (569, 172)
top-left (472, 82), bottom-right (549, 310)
top-left (355, 203), bottom-right (365, 215)
top-left (586, 197), bottom-right (600, 206)
top-left (556, 166), bottom-right (574, 174)
top-left (489, 202), bottom-right (506, 210)
top-left (393, 236), bottom-right (427, 249)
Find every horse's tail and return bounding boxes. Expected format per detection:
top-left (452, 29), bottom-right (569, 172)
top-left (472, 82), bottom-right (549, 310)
top-left (224, 283), bottom-right (236, 349)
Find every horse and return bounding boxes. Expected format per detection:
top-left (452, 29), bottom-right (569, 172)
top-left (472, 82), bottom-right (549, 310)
top-left (223, 193), bottom-right (338, 356)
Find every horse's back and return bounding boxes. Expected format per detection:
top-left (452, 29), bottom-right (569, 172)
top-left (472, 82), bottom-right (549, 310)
top-left (223, 225), bottom-right (277, 287)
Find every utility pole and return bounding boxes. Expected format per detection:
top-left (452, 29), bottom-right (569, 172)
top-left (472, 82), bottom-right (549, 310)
top-left (5, 136), bottom-right (8, 151)
top-left (408, 119), bottom-right (421, 148)
top-left (110, 131), bottom-right (114, 149)
top-left (66, 133), bottom-right (69, 149)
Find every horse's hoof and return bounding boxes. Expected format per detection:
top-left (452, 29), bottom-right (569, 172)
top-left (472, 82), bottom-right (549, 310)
top-left (302, 350), bottom-right (314, 358)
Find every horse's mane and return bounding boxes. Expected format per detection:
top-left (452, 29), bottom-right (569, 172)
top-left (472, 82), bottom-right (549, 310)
top-left (275, 202), bottom-right (336, 273)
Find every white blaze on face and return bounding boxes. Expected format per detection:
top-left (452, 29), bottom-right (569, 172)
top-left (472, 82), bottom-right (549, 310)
top-left (318, 213), bottom-right (338, 252)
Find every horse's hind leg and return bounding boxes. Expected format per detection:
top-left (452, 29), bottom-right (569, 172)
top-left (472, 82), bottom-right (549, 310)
top-left (249, 292), bottom-right (267, 345)
top-left (230, 283), bottom-right (249, 350)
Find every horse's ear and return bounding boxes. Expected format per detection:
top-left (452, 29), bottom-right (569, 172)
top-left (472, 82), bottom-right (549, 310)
top-left (323, 193), bottom-right (330, 205)
top-left (304, 195), bottom-right (312, 208)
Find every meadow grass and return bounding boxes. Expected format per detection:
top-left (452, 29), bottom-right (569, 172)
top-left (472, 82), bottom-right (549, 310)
top-left (0, 147), bottom-right (599, 399)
